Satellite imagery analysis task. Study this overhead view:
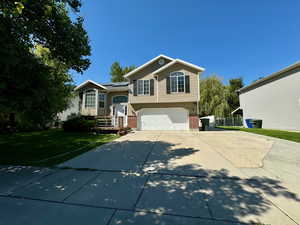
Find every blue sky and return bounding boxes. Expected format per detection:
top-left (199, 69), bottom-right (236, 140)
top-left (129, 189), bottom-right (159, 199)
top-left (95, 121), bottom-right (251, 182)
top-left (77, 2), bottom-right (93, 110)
top-left (71, 0), bottom-right (300, 86)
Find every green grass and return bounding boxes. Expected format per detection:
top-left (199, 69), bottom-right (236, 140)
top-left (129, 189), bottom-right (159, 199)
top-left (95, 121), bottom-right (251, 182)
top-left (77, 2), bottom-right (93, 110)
top-left (0, 129), bottom-right (118, 166)
top-left (218, 126), bottom-right (300, 143)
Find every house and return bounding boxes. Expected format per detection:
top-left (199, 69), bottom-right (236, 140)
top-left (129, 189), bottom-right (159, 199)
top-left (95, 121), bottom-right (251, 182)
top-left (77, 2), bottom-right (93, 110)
top-left (238, 61), bottom-right (300, 131)
top-left (59, 54), bottom-right (205, 130)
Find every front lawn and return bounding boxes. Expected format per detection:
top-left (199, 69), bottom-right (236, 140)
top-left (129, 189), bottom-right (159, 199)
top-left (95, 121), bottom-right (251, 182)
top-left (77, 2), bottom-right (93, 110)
top-left (218, 126), bottom-right (300, 143)
top-left (0, 129), bottom-right (118, 166)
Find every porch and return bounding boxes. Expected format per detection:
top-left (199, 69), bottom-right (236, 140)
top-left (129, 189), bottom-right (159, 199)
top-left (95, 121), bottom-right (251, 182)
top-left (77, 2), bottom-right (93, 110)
top-left (76, 81), bottom-right (129, 128)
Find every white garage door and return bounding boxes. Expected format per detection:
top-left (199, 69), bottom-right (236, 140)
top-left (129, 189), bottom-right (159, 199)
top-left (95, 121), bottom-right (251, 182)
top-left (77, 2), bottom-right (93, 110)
top-left (138, 108), bottom-right (189, 130)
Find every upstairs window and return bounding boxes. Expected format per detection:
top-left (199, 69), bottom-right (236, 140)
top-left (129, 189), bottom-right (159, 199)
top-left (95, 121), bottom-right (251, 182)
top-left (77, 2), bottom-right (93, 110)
top-left (170, 72), bottom-right (185, 93)
top-left (137, 80), bottom-right (150, 95)
top-left (85, 90), bottom-right (96, 108)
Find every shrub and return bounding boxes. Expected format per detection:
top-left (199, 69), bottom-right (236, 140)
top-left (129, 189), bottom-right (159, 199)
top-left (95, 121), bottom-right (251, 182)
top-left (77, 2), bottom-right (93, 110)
top-left (62, 117), bottom-right (96, 132)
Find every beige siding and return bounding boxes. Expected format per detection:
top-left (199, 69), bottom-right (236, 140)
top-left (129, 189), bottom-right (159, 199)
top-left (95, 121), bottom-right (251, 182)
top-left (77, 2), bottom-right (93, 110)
top-left (128, 102), bottom-right (197, 116)
top-left (129, 61), bottom-right (200, 104)
top-left (128, 57), bottom-right (172, 104)
top-left (157, 63), bottom-right (199, 103)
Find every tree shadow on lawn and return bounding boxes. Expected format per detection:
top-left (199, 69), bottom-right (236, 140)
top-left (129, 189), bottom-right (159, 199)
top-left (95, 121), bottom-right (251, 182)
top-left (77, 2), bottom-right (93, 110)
top-left (2, 138), bottom-right (299, 224)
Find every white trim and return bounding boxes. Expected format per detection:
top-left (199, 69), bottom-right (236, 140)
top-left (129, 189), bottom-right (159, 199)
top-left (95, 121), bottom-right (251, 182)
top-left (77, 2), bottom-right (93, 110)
top-left (112, 95), bottom-right (128, 104)
top-left (231, 107), bottom-right (242, 115)
top-left (238, 61), bottom-right (300, 93)
top-left (95, 89), bottom-right (99, 115)
top-left (98, 92), bottom-right (106, 109)
top-left (137, 79), bottom-right (150, 96)
top-left (75, 80), bottom-right (107, 90)
top-left (84, 88), bottom-right (97, 108)
top-left (124, 54), bottom-right (174, 78)
top-left (153, 59), bottom-right (205, 75)
top-left (169, 71), bottom-right (186, 93)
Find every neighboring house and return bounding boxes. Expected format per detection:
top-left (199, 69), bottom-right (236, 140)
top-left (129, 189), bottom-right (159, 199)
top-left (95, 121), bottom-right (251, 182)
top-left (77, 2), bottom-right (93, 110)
top-left (60, 54), bottom-right (205, 130)
top-left (238, 61), bottom-right (300, 131)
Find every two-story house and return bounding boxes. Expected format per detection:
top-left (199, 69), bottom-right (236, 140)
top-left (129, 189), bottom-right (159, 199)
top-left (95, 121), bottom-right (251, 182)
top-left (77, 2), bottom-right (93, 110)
top-left (60, 55), bottom-right (205, 130)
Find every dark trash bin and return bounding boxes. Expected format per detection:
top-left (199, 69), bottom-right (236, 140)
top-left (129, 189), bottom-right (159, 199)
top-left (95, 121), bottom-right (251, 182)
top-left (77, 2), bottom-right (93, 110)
top-left (200, 118), bottom-right (210, 131)
top-left (253, 119), bottom-right (263, 128)
top-left (245, 119), bottom-right (253, 128)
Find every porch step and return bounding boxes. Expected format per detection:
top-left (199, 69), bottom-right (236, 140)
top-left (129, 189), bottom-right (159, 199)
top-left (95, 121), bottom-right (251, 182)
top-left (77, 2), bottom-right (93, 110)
top-left (96, 117), bottom-right (113, 127)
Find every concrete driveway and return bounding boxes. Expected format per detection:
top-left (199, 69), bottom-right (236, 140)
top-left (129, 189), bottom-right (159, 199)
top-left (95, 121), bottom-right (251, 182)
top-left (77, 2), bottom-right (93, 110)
top-left (0, 131), bottom-right (299, 225)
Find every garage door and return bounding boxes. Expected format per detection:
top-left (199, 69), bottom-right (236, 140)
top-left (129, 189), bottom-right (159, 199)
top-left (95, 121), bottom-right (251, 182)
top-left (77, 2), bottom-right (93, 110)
top-left (138, 108), bottom-right (189, 130)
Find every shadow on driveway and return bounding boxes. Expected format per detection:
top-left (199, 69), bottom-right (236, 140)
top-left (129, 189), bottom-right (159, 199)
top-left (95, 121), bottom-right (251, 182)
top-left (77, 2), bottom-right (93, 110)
top-left (1, 139), bottom-right (299, 225)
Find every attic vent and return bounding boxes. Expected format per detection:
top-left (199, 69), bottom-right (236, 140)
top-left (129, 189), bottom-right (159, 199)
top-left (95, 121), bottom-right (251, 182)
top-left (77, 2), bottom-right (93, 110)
top-left (158, 58), bottom-right (165, 65)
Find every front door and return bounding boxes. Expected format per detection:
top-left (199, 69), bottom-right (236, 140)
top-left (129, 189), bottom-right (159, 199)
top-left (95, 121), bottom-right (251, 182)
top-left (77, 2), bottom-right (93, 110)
top-left (111, 103), bottom-right (127, 127)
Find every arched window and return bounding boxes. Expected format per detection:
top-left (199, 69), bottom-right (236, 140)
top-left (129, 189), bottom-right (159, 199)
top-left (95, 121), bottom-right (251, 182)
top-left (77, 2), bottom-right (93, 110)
top-left (170, 72), bottom-right (185, 93)
top-left (85, 89), bottom-right (96, 108)
top-left (112, 95), bottom-right (128, 104)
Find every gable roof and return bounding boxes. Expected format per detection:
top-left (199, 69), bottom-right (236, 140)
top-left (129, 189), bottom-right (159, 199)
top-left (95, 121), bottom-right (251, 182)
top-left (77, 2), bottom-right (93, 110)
top-left (124, 54), bottom-right (174, 78)
top-left (238, 61), bottom-right (300, 94)
top-left (152, 58), bottom-right (205, 74)
top-left (75, 80), bottom-right (108, 90)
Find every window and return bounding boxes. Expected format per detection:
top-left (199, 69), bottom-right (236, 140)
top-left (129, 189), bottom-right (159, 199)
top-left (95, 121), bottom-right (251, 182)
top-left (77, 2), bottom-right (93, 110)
top-left (112, 96), bottom-right (128, 104)
top-left (99, 93), bottom-right (105, 108)
top-left (137, 80), bottom-right (143, 95)
top-left (144, 80), bottom-right (150, 95)
top-left (137, 80), bottom-right (150, 95)
top-left (170, 72), bottom-right (185, 93)
top-left (85, 90), bottom-right (96, 108)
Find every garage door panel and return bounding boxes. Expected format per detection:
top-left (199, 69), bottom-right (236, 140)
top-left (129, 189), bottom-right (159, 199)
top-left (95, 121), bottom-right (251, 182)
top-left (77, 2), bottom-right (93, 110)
top-left (138, 108), bottom-right (189, 131)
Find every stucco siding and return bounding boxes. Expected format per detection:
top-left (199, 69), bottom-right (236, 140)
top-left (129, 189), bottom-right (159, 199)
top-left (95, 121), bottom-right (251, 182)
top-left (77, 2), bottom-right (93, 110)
top-left (240, 67), bottom-right (300, 131)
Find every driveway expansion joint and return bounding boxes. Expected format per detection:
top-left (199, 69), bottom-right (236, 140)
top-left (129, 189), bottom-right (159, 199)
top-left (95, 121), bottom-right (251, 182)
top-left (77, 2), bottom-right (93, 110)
top-left (62, 171), bottom-right (102, 202)
top-left (0, 194), bottom-right (243, 224)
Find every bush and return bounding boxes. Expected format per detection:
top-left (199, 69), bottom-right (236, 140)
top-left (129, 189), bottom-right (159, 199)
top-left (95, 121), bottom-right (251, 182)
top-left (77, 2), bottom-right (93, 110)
top-left (62, 117), bottom-right (96, 132)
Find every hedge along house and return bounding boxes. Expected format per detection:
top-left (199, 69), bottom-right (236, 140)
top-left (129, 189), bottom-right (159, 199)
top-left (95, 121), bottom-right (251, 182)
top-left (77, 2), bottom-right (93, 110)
top-left (238, 61), bottom-right (300, 131)
top-left (60, 54), bottom-right (205, 130)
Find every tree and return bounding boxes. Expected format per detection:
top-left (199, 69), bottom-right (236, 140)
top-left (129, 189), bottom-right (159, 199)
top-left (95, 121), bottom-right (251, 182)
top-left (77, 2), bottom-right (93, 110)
top-left (0, 0), bottom-right (91, 129)
top-left (110, 62), bottom-right (136, 82)
top-left (227, 78), bottom-right (244, 112)
top-left (199, 76), bottom-right (230, 117)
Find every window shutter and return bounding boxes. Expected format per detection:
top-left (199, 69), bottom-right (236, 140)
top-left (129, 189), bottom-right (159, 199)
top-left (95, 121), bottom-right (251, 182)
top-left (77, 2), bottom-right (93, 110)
top-left (166, 77), bottom-right (170, 94)
top-left (185, 75), bottom-right (190, 93)
top-left (150, 79), bottom-right (154, 96)
top-left (133, 80), bottom-right (137, 96)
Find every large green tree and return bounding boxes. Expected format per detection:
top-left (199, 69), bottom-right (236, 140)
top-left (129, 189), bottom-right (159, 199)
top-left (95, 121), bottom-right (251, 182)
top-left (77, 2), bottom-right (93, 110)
top-left (199, 76), bottom-right (230, 117)
top-left (110, 62), bottom-right (136, 82)
top-left (0, 0), bottom-right (90, 128)
top-left (227, 78), bottom-right (243, 112)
